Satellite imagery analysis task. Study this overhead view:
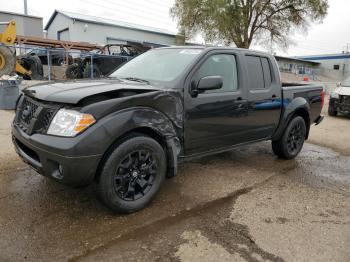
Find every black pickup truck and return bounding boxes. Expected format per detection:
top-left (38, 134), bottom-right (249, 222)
top-left (12, 47), bottom-right (324, 213)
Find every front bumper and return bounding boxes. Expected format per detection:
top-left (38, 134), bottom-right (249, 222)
top-left (12, 124), bottom-right (103, 186)
top-left (330, 97), bottom-right (350, 113)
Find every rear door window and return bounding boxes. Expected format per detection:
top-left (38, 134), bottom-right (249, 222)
top-left (246, 56), bottom-right (265, 90)
top-left (261, 57), bottom-right (272, 87)
top-left (246, 56), bottom-right (273, 89)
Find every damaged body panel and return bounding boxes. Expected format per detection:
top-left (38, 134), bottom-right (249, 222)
top-left (14, 80), bottom-right (184, 184)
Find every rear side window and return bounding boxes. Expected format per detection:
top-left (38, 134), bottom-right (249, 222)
top-left (246, 56), bottom-right (264, 90)
top-left (246, 56), bottom-right (273, 90)
top-left (261, 57), bottom-right (272, 87)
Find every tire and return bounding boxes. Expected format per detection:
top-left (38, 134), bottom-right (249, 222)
top-left (83, 64), bottom-right (102, 78)
top-left (20, 54), bottom-right (43, 80)
top-left (97, 135), bottom-right (167, 213)
top-left (28, 55), bottom-right (44, 80)
top-left (328, 106), bottom-right (337, 117)
top-left (272, 116), bottom-right (306, 159)
top-left (0, 46), bottom-right (16, 76)
top-left (65, 64), bottom-right (83, 79)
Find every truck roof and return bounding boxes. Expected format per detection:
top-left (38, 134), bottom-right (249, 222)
top-left (157, 45), bottom-right (274, 57)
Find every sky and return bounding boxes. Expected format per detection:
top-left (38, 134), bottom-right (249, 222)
top-left (1, 0), bottom-right (349, 57)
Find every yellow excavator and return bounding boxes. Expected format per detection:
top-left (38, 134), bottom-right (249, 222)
top-left (0, 20), bottom-right (37, 79)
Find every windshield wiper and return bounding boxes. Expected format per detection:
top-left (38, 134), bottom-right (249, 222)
top-left (121, 77), bottom-right (150, 84)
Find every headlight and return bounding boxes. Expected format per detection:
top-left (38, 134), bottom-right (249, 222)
top-left (47, 109), bottom-right (96, 137)
top-left (330, 92), bottom-right (339, 99)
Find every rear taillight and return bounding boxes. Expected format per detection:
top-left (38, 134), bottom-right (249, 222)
top-left (321, 90), bottom-right (325, 108)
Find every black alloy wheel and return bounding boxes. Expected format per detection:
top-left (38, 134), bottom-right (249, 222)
top-left (97, 134), bottom-right (166, 213)
top-left (286, 121), bottom-right (305, 156)
top-left (272, 116), bottom-right (306, 159)
top-left (114, 150), bottom-right (157, 201)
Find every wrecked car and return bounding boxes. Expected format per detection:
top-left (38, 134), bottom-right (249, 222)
top-left (328, 76), bottom-right (350, 116)
top-left (12, 47), bottom-right (324, 213)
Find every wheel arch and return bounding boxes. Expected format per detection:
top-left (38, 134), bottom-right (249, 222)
top-left (94, 125), bottom-right (180, 183)
top-left (272, 97), bottom-right (311, 140)
top-left (293, 108), bottom-right (310, 139)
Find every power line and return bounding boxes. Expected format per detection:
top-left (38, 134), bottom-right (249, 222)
top-left (100, 0), bottom-right (171, 20)
top-left (77, 0), bottom-right (175, 28)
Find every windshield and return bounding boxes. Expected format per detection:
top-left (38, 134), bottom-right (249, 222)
top-left (109, 48), bottom-right (203, 83)
top-left (343, 76), bottom-right (350, 87)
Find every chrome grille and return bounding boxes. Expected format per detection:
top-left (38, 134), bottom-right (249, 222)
top-left (42, 109), bottom-right (56, 131)
top-left (19, 98), bottom-right (39, 127)
top-left (340, 95), bottom-right (350, 104)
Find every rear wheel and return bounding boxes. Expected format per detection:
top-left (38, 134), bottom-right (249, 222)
top-left (97, 135), bottom-right (166, 213)
top-left (272, 116), bottom-right (306, 159)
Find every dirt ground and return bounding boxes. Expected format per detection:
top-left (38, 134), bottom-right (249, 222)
top-left (0, 97), bottom-right (349, 262)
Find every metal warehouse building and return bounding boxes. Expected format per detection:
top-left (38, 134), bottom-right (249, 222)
top-left (0, 11), bottom-right (43, 37)
top-left (44, 10), bottom-right (177, 46)
top-left (297, 53), bottom-right (350, 81)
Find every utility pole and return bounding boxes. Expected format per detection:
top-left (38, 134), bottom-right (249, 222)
top-left (23, 0), bottom-right (28, 15)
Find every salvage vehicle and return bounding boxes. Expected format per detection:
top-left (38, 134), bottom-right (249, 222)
top-left (65, 43), bottom-right (151, 79)
top-left (26, 49), bottom-right (73, 66)
top-left (12, 47), bottom-right (324, 213)
top-left (328, 77), bottom-right (350, 116)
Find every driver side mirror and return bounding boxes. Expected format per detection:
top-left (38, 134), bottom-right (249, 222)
top-left (336, 82), bottom-right (342, 87)
top-left (197, 76), bottom-right (223, 91)
top-left (191, 76), bottom-right (223, 97)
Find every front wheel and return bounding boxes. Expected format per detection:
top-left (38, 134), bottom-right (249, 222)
top-left (328, 105), bottom-right (337, 116)
top-left (272, 116), bottom-right (306, 159)
top-left (97, 135), bottom-right (166, 213)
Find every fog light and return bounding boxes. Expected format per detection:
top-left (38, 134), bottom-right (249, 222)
top-left (52, 165), bottom-right (64, 180)
top-left (58, 165), bottom-right (63, 175)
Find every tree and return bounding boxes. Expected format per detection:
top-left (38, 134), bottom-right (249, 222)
top-left (170, 0), bottom-right (329, 48)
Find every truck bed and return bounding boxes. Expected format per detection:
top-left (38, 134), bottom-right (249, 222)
top-left (281, 83), bottom-right (324, 124)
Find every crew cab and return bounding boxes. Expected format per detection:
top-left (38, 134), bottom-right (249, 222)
top-left (328, 77), bottom-right (350, 116)
top-left (12, 47), bottom-right (324, 213)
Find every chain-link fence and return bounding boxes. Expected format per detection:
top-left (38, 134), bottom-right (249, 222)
top-left (3, 44), bottom-right (135, 81)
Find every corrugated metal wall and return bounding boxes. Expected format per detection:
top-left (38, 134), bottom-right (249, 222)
top-left (0, 11), bottom-right (43, 37)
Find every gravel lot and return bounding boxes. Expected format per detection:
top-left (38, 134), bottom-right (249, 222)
top-left (0, 98), bottom-right (349, 262)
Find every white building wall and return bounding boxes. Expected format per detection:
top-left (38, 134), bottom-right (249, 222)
top-left (46, 13), bottom-right (74, 40)
top-left (317, 58), bottom-right (350, 81)
top-left (70, 21), bottom-right (175, 46)
top-left (297, 54), bottom-right (350, 81)
top-left (46, 15), bottom-right (175, 46)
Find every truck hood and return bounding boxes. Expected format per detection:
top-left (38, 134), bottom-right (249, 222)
top-left (335, 86), bottom-right (350, 96)
top-left (23, 79), bottom-right (163, 104)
